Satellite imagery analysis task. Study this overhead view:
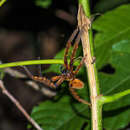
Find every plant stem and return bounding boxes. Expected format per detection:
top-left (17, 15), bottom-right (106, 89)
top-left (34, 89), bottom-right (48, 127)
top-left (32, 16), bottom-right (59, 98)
top-left (79, 0), bottom-right (90, 17)
top-left (99, 89), bottom-right (130, 105)
top-left (0, 59), bottom-right (80, 69)
top-left (0, 0), bottom-right (6, 7)
top-left (77, 2), bottom-right (101, 130)
top-left (0, 59), bottom-right (63, 69)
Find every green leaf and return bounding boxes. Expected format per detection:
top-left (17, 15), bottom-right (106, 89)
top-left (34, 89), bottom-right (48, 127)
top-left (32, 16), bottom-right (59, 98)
top-left (93, 4), bottom-right (130, 69)
top-left (112, 40), bottom-right (130, 53)
top-left (30, 85), bottom-right (90, 130)
top-left (94, 0), bottom-right (129, 13)
top-left (0, 69), bottom-right (5, 79)
top-left (93, 4), bottom-right (130, 130)
top-left (35, 0), bottom-right (52, 8)
top-left (103, 108), bottom-right (130, 130)
top-left (99, 40), bottom-right (130, 130)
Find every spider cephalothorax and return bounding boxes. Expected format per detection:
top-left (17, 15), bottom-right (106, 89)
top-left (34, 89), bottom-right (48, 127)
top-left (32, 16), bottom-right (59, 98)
top-left (23, 27), bottom-right (91, 106)
top-left (56, 65), bottom-right (84, 89)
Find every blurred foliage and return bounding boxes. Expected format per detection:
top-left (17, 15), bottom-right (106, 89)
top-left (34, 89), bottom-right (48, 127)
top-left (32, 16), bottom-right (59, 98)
top-left (35, 0), bottom-right (52, 8)
top-left (30, 2), bottom-right (130, 130)
top-left (0, 69), bottom-right (5, 80)
top-left (94, 0), bottom-right (130, 13)
top-left (0, 0), bottom-right (6, 7)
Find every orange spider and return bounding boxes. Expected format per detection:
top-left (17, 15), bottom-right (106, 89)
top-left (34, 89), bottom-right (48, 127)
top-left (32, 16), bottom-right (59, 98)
top-left (23, 28), bottom-right (91, 106)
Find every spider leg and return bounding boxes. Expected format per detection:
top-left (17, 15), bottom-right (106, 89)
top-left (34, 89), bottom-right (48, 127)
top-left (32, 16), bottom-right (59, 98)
top-left (51, 76), bottom-right (61, 82)
top-left (64, 28), bottom-right (79, 70)
top-left (22, 66), bottom-right (56, 89)
top-left (73, 54), bottom-right (87, 75)
top-left (55, 76), bottom-right (65, 87)
top-left (69, 87), bottom-right (91, 106)
top-left (69, 29), bottom-right (83, 72)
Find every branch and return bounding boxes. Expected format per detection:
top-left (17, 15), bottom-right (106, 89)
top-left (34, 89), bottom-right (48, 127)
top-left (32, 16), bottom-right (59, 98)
top-left (4, 68), bottom-right (56, 97)
top-left (0, 59), bottom-right (63, 69)
top-left (79, 0), bottom-right (91, 17)
top-left (0, 80), bottom-right (43, 130)
top-left (77, 4), bottom-right (101, 130)
top-left (0, 59), bottom-right (80, 69)
top-left (99, 89), bottom-right (130, 105)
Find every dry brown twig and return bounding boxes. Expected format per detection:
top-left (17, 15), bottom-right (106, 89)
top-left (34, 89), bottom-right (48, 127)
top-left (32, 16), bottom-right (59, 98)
top-left (55, 9), bottom-right (76, 25)
top-left (0, 80), bottom-right (43, 130)
top-left (4, 68), bottom-right (56, 97)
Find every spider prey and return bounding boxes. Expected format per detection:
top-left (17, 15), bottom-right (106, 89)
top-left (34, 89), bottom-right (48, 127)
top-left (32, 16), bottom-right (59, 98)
top-left (23, 27), bottom-right (91, 106)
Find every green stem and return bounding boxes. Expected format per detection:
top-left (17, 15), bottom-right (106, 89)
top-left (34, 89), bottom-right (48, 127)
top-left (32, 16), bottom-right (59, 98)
top-left (79, 0), bottom-right (91, 17)
top-left (79, 0), bottom-right (100, 94)
top-left (0, 0), bottom-right (6, 7)
top-left (0, 59), bottom-right (79, 69)
top-left (89, 29), bottom-right (100, 95)
top-left (0, 59), bottom-right (63, 69)
top-left (99, 89), bottom-right (130, 105)
top-left (78, 0), bottom-right (101, 130)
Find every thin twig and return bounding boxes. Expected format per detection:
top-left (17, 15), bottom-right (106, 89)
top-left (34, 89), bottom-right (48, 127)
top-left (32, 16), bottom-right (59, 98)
top-left (0, 80), bottom-right (43, 130)
top-left (55, 9), bottom-right (76, 25)
top-left (4, 68), bottom-right (56, 97)
top-left (4, 68), bottom-right (27, 78)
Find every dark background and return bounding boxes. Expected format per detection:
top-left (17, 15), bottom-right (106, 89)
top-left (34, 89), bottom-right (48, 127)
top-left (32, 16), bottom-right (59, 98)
top-left (0, 0), bottom-right (129, 130)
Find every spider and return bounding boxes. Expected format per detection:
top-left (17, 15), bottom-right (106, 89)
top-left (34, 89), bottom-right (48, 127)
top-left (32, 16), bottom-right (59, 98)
top-left (22, 27), bottom-right (91, 106)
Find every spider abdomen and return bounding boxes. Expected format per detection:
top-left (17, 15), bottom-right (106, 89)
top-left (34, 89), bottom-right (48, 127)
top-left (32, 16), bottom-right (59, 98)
top-left (69, 78), bottom-right (84, 89)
